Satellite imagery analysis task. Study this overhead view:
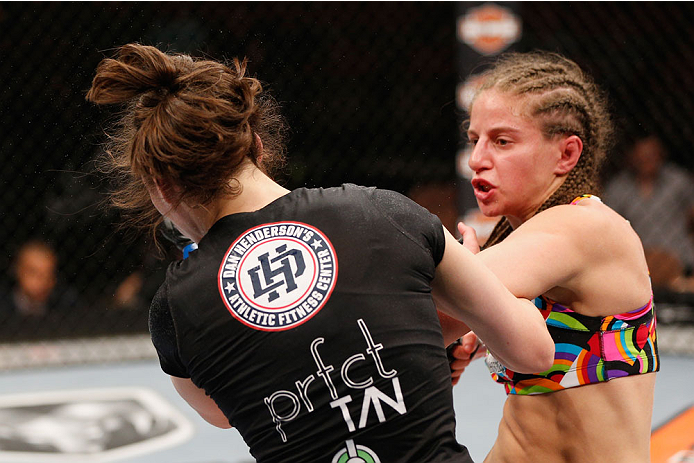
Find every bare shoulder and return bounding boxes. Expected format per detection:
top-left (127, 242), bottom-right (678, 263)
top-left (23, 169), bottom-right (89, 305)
top-left (478, 197), bottom-right (651, 310)
top-left (525, 200), bottom-right (651, 313)
top-left (521, 200), bottom-right (636, 254)
top-left (527, 199), bottom-right (609, 226)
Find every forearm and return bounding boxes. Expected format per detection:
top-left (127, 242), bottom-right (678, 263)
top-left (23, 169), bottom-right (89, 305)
top-left (433, 229), bottom-right (554, 373)
top-left (460, 295), bottom-right (553, 373)
top-left (436, 305), bottom-right (471, 347)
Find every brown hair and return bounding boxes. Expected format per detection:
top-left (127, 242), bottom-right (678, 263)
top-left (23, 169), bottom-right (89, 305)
top-left (86, 43), bottom-right (287, 235)
top-left (474, 51), bottom-right (613, 248)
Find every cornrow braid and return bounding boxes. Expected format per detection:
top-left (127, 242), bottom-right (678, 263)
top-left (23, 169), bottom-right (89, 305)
top-left (479, 51), bottom-right (613, 249)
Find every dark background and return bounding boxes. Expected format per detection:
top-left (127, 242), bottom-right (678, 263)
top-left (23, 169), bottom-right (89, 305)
top-left (1, 2), bottom-right (693, 340)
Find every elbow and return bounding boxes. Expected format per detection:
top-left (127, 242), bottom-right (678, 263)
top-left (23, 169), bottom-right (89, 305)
top-left (536, 343), bottom-right (556, 373)
top-left (514, 339), bottom-right (555, 374)
top-left (202, 415), bottom-right (233, 429)
top-left (513, 309), bottom-right (555, 373)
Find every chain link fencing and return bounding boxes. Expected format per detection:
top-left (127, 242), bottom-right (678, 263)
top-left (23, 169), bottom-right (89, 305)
top-left (1, 2), bottom-right (692, 367)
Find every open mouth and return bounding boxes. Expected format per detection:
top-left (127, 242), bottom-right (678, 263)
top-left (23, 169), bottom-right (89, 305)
top-left (471, 178), bottom-right (494, 193)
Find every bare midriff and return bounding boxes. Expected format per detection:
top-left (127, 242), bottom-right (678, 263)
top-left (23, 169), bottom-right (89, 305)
top-left (485, 373), bottom-right (656, 463)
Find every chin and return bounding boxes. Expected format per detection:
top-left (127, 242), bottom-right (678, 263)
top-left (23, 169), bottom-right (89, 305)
top-left (477, 202), bottom-right (502, 218)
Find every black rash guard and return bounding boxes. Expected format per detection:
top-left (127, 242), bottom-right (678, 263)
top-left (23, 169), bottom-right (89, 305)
top-left (150, 184), bottom-right (473, 462)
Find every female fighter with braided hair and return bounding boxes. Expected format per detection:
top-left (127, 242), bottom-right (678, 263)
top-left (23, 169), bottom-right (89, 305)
top-left (448, 51), bottom-right (659, 462)
top-left (86, 44), bottom-right (553, 462)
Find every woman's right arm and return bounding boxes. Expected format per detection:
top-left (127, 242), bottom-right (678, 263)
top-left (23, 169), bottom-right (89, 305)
top-left (432, 227), bottom-right (554, 374)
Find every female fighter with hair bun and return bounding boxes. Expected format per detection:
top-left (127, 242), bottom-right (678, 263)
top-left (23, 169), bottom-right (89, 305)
top-left (87, 43), bottom-right (553, 462)
top-left (449, 51), bottom-right (659, 463)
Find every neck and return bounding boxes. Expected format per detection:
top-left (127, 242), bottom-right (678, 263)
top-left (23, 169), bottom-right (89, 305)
top-left (166, 162), bottom-right (290, 243)
top-left (213, 164), bottom-right (290, 222)
top-left (506, 176), bottom-right (567, 229)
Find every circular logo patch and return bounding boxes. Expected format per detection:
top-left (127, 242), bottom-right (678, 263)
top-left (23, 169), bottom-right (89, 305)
top-left (218, 222), bottom-right (338, 331)
top-left (332, 439), bottom-right (381, 463)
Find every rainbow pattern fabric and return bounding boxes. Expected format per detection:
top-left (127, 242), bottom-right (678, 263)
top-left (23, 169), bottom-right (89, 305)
top-left (486, 296), bottom-right (659, 395)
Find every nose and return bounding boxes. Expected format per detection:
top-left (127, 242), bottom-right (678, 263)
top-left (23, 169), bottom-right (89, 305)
top-left (467, 140), bottom-right (492, 173)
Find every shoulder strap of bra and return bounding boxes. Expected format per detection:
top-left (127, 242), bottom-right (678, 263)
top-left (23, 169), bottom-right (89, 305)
top-left (570, 194), bottom-right (603, 205)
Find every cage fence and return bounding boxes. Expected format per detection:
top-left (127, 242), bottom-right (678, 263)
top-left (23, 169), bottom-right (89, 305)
top-left (0, 2), bottom-right (693, 368)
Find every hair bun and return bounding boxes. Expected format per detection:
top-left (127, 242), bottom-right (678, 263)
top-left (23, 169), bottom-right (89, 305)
top-left (86, 44), bottom-right (183, 105)
top-left (157, 70), bottom-right (181, 95)
top-left (118, 44), bottom-right (181, 94)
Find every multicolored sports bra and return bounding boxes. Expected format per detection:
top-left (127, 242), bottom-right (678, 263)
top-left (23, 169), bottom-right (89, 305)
top-left (485, 195), bottom-right (660, 395)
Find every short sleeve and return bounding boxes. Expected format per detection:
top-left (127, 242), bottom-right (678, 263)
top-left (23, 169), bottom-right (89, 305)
top-left (368, 188), bottom-right (446, 265)
top-left (149, 281), bottom-right (189, 378)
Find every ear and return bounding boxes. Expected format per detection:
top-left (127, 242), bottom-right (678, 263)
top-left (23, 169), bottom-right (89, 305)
top-left (554, 134), bottom-right (583, 175)
top-left (153, 177), bottom-right (178, 206)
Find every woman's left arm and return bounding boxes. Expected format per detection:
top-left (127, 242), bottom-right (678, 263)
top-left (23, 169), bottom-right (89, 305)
top-left (476, 206), bottom-right (592, 300)
top-left (171, 376), bottom-right (232, 428)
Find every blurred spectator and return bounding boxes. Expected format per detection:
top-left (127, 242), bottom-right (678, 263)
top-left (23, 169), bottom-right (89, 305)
top-left (603, 134), bottom-right (694, 291)
top-left (109, 250), bottom-right (168, 312)
top-left (0, 240), bottom-right (81, 318)
top-left (43, 157), bottom-right (166, 314)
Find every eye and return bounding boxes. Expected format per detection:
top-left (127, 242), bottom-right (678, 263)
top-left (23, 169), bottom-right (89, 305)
top-left (467, 137), bottom-right (478, 146)
top-left (495, 138), bottom-right (511, 146)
